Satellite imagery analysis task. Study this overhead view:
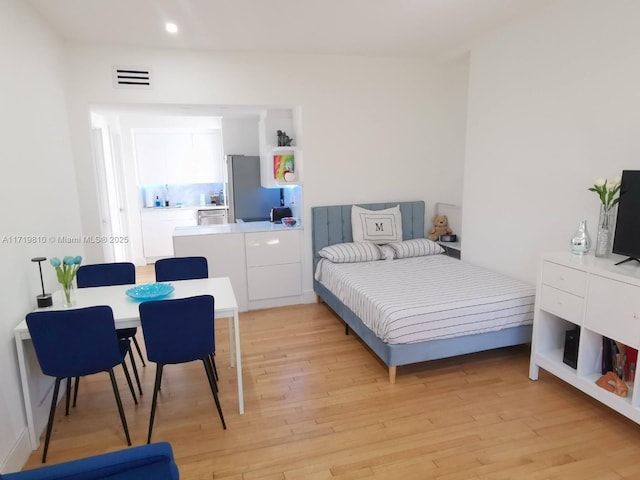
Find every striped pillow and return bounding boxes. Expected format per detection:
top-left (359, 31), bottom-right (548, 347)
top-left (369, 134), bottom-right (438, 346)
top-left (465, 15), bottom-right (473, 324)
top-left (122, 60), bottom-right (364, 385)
top-left (387, 238), bottom-right (443, 259)
top-left (318, 242), bottom-right (382, 263)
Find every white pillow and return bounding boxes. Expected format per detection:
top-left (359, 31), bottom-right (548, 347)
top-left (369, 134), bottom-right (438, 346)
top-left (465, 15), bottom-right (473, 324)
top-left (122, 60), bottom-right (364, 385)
top-left (387, 238), bottom-right (443, 259)
top-left (318, 242), bottom-right (382, 263)
top-left (351, 205), bottom-right (402, 244)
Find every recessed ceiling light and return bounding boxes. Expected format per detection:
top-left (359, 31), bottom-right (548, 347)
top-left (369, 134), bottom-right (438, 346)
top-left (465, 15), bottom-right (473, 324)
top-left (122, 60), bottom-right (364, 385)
top-left (165, 22), bottom-right (178, 34)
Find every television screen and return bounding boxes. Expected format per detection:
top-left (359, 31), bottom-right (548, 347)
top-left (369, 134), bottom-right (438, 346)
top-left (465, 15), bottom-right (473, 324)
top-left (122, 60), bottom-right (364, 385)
top-left (612, 170), bottom-right (640, 265)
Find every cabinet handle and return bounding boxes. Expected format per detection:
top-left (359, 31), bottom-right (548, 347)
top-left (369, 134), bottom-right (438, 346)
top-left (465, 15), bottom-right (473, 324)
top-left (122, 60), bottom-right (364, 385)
top-left (634, 313), bottom-right (639, 320)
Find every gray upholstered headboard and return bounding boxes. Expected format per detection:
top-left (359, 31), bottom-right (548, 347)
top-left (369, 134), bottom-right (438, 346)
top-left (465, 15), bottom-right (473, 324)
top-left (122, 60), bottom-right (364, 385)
top-left (311, 201), bottom-right (426, 271)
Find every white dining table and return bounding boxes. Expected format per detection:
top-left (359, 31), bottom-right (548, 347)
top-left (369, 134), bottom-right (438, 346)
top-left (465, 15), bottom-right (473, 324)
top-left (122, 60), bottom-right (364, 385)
top-left (14, 276), bottom-right (243, 450)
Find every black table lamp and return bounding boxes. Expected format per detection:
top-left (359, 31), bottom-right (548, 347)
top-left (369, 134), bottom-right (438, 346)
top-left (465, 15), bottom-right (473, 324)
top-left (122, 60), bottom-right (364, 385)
top-left (31, 257), bottom-right (53, 307)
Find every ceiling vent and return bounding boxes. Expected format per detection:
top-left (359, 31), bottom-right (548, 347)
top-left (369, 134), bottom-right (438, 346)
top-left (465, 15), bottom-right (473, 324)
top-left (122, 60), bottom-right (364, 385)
top-left (112, 66), bottom-right (152, 89)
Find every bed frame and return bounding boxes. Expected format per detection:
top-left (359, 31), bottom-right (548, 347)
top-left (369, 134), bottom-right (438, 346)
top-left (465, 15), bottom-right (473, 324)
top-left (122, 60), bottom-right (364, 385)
top-left (312, 201), bottom-right (533, 383)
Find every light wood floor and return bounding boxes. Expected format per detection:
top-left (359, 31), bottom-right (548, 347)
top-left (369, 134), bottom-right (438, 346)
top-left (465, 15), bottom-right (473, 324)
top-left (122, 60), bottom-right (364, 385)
top-left (136, 264), bottom-right (155, 284)
top-left (21, 298), bottom-right (640, 479)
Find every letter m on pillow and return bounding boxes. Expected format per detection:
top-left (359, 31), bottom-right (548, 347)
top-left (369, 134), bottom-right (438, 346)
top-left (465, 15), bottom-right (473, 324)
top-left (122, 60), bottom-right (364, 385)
top-left (351, 205), bottom-right (403, 244)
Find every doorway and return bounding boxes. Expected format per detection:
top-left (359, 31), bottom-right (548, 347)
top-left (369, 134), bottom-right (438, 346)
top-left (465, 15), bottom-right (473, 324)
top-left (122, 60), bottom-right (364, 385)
top-left (91, 114), bottom-right (130, 263)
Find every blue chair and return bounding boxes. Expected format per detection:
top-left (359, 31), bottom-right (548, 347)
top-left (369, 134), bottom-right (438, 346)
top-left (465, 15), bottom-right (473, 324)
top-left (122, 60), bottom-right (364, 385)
top-left (0, 442), bottom-right (179, 479)
top-left (139, 295), bottom-right (226, 443)
top-left (153, 256), bottom-right (218, 380)
top-left (25, 306), bottom-right (134, 463)
top-left (154, 257), bottom-right (208, 282)
top-left (77, 262), bottom-right (145, 397)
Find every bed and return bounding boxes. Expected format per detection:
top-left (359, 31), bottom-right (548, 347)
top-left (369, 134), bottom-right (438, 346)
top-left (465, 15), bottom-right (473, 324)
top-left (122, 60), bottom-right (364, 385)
top-left (312, 201), bottom-right (535, 383)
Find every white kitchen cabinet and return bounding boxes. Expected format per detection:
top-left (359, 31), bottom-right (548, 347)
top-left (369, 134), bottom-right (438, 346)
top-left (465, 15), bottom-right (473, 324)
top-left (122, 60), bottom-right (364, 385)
top-left (173, 231), bottom-right (248, 310)
top-left (245, 230), bottom-right (302, 302)
top-left (140, 208), bottom-right (197, 261)
top-left (191, 132), bottom-right (225, 183)
top-left (134, 133), bottom-right (175, 185)
top-left (134, 130), bottom-right (224, 185)
top-left (529, 252), bottom-right (640, 423)
top-left (173, 224), bottom-right (303, 312)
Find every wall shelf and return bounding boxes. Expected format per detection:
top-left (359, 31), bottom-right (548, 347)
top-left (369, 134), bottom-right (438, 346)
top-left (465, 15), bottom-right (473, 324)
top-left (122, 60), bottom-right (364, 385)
top-left (258, 109), bottom-right (303, 188)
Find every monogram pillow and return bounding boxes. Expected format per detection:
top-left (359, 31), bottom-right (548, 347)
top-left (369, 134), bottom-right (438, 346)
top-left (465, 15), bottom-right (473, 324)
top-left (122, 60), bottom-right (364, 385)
top-left (351, 205), bottom-right (402, 244)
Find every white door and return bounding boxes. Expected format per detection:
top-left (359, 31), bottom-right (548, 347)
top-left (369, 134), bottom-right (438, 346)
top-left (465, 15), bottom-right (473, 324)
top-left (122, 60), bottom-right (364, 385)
top-left (91, 127), bottom-right (128, 262)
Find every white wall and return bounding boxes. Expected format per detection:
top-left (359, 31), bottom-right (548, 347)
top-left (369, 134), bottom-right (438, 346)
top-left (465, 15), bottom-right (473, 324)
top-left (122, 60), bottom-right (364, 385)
top-left (63, 44), bottom-right (470, 299)
top-left (0, 0), bottom-right (83, 472)
top-left (463, 0), bottom-right (640, 284)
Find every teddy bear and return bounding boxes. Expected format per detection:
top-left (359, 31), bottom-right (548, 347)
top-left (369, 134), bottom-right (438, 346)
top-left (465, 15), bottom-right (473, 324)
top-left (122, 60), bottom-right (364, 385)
top-left (428, 215), bottom-right (453, 241)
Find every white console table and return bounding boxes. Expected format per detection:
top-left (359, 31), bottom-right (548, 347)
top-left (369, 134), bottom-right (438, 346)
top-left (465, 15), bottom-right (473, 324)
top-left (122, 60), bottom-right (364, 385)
top-left (529, 252), bottom-right (640, 424)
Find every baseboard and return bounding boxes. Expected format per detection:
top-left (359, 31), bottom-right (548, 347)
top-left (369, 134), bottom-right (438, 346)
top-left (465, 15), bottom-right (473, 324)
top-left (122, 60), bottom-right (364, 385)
top-left (247, 295), bottom-right (303, 311)
top-left (0, 429), bottom-right (32, 475)
top-left (302, 289), bottom-right (317, 304)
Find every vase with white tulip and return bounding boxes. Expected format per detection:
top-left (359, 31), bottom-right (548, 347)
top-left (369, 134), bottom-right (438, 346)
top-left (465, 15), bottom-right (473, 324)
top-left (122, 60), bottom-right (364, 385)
top-left (588, 176), bottom-right (620, 257)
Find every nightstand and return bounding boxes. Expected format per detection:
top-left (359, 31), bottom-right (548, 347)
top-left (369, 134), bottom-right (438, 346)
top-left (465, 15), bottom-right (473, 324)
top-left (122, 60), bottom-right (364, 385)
top-left (438, 241), bottom-right (461, 259)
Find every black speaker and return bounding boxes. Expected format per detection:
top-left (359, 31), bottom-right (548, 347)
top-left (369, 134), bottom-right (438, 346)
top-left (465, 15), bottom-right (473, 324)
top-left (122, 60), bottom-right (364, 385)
top-left (563, 327), bottom-right (580, 369)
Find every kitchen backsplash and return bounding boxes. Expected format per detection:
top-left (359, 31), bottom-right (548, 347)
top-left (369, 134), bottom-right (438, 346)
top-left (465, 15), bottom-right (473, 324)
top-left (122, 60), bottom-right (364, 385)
top-left (140, 183), bottom-right (225, 208)
top-left (283, 185), bottom-right (302, 219)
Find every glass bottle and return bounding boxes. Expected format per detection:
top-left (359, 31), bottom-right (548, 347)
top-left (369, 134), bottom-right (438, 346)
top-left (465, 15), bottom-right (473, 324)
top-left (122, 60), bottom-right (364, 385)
top-left (570, 219), bottom-right (590, 255)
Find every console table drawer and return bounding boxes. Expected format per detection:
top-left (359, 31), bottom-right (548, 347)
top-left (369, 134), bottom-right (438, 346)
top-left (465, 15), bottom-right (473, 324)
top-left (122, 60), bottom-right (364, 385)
top-left (585, 275), bottom-right (640, 348)
top-left (539, 284), bottom-right (584, 324)
top-left (542, 261), bottom-right (587, 297)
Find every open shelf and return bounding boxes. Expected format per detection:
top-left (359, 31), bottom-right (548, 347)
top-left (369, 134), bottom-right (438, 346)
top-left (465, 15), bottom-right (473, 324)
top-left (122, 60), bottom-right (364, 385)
top-left (530, 252), bottom-right (640, 425)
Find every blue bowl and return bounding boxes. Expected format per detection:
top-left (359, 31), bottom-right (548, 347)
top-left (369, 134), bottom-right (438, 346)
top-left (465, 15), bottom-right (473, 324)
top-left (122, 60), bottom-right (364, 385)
top-left (126, 283), bottom-right (175, 301)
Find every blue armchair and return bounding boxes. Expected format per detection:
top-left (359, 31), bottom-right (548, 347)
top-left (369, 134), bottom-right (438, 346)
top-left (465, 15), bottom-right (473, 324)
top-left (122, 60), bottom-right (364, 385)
top-left (0, 442), bottom-right (179, 479)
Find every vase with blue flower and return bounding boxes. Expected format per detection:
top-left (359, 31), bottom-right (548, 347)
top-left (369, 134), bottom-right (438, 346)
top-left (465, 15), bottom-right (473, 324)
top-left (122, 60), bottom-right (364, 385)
top-left (50, 256), bottom-right (82, 307)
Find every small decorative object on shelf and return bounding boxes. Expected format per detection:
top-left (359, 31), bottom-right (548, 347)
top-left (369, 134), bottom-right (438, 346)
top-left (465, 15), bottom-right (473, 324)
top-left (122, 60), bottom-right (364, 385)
top-left (274, 154), bottom-right (295, 181)
top-left (570, 219), bottom-right (590, 255)
top-left (595, 371), bottom-right (628, 397)
top-left (588, 175), bottom-right (621, 257)
top-left (50, 255), bottom-right (82, 307)
top-left (276, 130), bottom-right (293, 147)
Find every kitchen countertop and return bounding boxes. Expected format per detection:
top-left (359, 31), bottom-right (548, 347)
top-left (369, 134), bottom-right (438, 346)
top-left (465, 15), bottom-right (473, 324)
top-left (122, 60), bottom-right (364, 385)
top-left (173, 220), bottom-right (302, 237)
top-left (142, 205), bottom-right (228, 211)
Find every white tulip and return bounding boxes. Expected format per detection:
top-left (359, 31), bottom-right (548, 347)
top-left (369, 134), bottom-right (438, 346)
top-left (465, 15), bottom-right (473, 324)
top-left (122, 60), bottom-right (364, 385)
top-left (594, 177), bottom-right (606, 187)
top-left (609, 175), bottom-right (622, 187)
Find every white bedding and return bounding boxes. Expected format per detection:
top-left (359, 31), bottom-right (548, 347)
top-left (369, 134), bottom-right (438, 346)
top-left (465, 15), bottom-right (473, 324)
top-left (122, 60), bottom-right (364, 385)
top-left (314, 255), bottom-right (536, 344)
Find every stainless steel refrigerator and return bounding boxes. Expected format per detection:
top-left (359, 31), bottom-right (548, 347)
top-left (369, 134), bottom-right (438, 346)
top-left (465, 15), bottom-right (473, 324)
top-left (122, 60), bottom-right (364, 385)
top-left (226, 155), bottom-right (281, 222)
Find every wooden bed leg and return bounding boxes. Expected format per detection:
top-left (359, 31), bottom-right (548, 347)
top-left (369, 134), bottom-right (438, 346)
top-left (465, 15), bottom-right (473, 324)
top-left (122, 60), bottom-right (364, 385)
top-left (389, 366), bottom-right (397, 384)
